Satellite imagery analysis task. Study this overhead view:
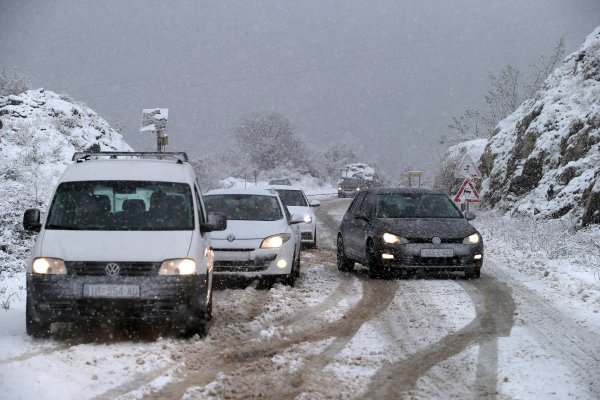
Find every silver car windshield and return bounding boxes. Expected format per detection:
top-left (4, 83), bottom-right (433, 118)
top-left (45, 181), bottom-right (194, 231)
top-left (376, 193), bottom-right (463, 219)
top-left (204, 194), bottom-right (283, 221)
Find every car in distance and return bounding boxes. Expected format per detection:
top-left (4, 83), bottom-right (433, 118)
top-left (22, 152), bottom-right (226, 338)
top-left (268, 185), bottom-right (320, 248)
top-left (203, 188), bottom-right (303, 286)
top-left (268, 178), bottom-right (292, 186)
top-left (336, 187), bottom-right (483, 278)
top-left (337, 177), bottom-right (365, 198)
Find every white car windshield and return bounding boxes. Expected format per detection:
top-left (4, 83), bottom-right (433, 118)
top-left (275, 189), bottom-right (308, 207)
top-left (204, 194), bottom-right (283, 221)
top-left (45, 181), bottom-right (194, 230)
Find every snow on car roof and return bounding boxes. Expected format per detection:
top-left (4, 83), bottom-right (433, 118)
top-left (59, 159), bottom-right (195, 183)
top-left (266, 185), bottom-right (305, 192)
top-left (205, 187), bottom-right (278, 196)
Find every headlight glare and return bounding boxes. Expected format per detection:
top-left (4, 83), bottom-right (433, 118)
top-left (463, 233), bottom-right (480, 244)
top-left (159, 258), bottom-right (197, 275)
top-left (261, 233), bottom-right (291, 248)
top-left (32, 258), bottom-right (66, 274)
top-left (383, 233), bottom-right (407, 244)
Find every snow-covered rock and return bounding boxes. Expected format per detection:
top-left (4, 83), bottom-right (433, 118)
top-left (343, 163), bottom-right (377, 181)
top-left (480, 27), bottom-right (600, 224)
top-left (0, 88), bottom-right (132, 273)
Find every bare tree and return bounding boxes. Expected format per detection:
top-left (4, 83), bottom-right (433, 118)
top-left (0, 67), bottom-right (30, 96)
top-left (525, 37), bottom-right (565, 98)
top-left (233, 110), bottom-right (309, 171)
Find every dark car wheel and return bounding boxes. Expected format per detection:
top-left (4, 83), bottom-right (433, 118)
top-left (337, 235), bottom-right (354, 272)
top-left (367, 241), bottom-right (386, 279)
top-left (26, 299), bottom-right (51, 338)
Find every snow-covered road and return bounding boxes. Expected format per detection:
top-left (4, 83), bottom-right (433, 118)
top-left (0, 198), bottom-right (598, 399)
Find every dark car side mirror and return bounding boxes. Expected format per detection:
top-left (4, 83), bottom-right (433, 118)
top-left (464, 211), bottom-right (476, 221)
top-left (202, 212), bottom-right (227, 232)
top-left (355, 210), bottom-right (369, 221)
top-left (23, 208), bottom-right (42, 232)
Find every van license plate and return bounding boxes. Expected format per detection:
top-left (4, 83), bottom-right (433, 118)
top-left (83, 284), bottom-right (140, 298)
top-left (421, 249), bottom-right (454, 258)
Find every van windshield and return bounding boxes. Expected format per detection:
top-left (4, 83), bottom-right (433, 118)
top-left (45, 181), bottom-right (194, 231)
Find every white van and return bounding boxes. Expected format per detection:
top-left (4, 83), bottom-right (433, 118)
top-left (22, 152), bottom-right (226, 338)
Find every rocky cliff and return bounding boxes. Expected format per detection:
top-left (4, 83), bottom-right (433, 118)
top-left (480, 27), bottom-right (600, 225)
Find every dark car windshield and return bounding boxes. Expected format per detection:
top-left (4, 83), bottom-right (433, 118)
top-left (45, 181), bottom-right (194, 230)
top-left (204, 194), bottom-right (283, 221)
top-left (376, 193), bottom-right (463, 219)
top-left (340, 178), bottom-right (362, 189)
top-left (275, 189), bottom-right (308, 207)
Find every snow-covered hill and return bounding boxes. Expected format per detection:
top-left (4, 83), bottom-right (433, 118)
top-left (0, 88), bottom-right (132, 272)
top-left (480, 27), bottom-right (600, 225)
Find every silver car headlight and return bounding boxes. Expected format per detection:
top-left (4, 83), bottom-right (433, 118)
top-left (159, 258), bottom-right (197, 275)
top-left (32, 257), bottom-right (67, 274)
top-left (303, 214), bottom-right (312, 224)
top-left (261, 233), bottom-right (291, 248)
top-left (382, 233), bottom-right (408, 244)
top-left (463, 233), bottom-right (480, 245)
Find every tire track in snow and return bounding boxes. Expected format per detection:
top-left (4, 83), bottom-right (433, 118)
top-left (366, 274), bottom-right (516, 399)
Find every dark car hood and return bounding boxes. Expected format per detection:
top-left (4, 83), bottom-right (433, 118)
top-left (377, 218), bottom-right (477, 239)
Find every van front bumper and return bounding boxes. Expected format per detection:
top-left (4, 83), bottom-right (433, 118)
top-left (26, 273), bottom-right (209, 324)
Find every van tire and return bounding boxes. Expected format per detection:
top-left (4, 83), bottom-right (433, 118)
top-left (26, 299), bottom-right (51, 338)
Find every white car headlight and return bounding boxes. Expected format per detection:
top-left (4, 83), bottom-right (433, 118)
top-left (32, 258), bottom-right (66, 274)
top-left (463, 233), bottom-right (480, 245)
top-left (159, 258), bottom-right (197, 275)
top-left (261, 233), bottom-right (291, 248)
top-left (382, 233), bottom-right (408, 244)
top-left (303, 214), bottom-right (312, 224)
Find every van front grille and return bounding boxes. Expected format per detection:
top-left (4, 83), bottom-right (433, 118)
top-left (66, 262), bottom-right (160, 276)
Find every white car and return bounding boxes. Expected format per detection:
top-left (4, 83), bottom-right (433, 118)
top-left (268, 185), bottom-right (320, 248)
top-left (22, 152), bottom-right (226, 338)
top-left (204, 188), bottom-right (303, 286)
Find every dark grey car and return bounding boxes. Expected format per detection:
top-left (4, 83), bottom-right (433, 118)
top-left (336, 187), bottom-right (483, 278)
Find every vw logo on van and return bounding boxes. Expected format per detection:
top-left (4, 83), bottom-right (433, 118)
top-left (432, 237), bottom-right (441, 245)
top-left (227, 234), bottom-right (236, 242)
top-left (105, 263), bottom-right (121, 276)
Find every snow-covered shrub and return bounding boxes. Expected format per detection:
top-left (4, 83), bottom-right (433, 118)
top-left (0, 67), bottom-right (30, 97)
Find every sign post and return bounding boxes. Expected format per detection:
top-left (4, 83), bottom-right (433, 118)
top-left (141, 108), bottom-right (169, 152)
top-left (453, 155), bottom-right (482, 211)
top-left (404, 171), bottom-right (422, 188)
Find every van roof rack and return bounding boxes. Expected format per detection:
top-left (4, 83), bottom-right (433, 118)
top-left (72, 151), bottom-right (189, 163)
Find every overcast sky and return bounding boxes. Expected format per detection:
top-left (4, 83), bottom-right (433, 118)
top-left (1, 0), bottom-right (599, 177)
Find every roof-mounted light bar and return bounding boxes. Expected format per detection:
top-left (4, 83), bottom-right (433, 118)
top-left (72, 151), bottom-right (189, 163)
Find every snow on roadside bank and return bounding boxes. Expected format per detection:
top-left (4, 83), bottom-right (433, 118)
top-left (473, 211), bottom-right (600, 325)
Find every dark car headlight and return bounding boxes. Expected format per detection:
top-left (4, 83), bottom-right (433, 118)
top-left (463, 233), bottom-right (480, 245)
top-left (382, 233), bottom-right (409, 244)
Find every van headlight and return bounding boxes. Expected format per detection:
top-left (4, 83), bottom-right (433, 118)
top-left (32, 258), bottom-right (67, 274)
top-left (159, 258), bottom-right (197, 275)
top-left (261, 233), bottom-right (291, 248)
top-left (463, 233), bottom-right (480, 244)
top-left (382, 233), bottom-right (408, 244)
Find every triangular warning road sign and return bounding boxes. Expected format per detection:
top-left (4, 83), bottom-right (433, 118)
top-left (453, 179), bottom-right (481, 203)
top-left (454, 154), bottom-right (482, 180)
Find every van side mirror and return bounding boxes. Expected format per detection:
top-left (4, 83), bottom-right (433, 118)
top-left (464, 211), bottom-right (476, 221)
top-left (202, 212), bottom-right (227, 232)
top-left (23, 209), bottom-right (42, 232)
